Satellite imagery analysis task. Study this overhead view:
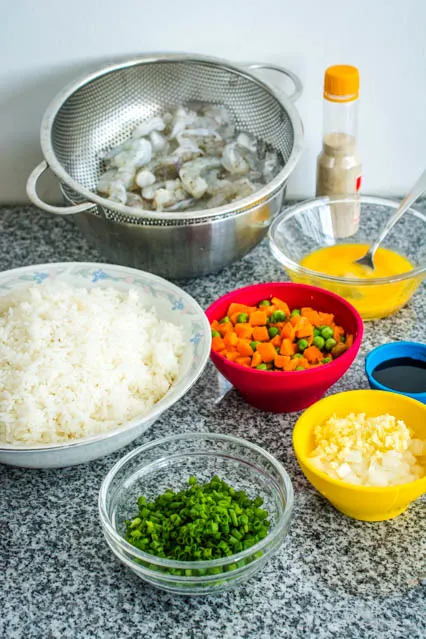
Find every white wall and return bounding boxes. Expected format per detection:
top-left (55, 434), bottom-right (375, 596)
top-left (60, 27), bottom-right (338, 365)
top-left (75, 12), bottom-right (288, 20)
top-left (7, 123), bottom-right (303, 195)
top-left (1, 0), bottom-right (425, 203)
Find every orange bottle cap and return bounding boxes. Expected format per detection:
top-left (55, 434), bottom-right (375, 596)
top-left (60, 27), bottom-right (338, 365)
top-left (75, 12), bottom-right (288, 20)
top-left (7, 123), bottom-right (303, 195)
top-left (324, 65), bottom-right (359, 103)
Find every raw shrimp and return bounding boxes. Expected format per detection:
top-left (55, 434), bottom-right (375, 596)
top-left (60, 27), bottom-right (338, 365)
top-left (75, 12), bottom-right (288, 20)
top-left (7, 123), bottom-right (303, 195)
top-left (132, 116), bottom-right (165, 138)
top-left (153, 179), bottom-right (187, 211)
top-left (207, 178), bottom-right (255, 208)
top-left (170, 106), bottom-right (198, 139)
top-left (179, 157), bottom-right (222, 199)
top-left (104, 138), bottom-right (152, 169)
top-left (126, 193), bottom-right (144, 209)
top-left (221, 142), bottom-right (249, 175)
top-left (150, 131), bottom-right (168, 154)
top-left (135, 169), bottom-right (156, 188)
top-left (97, 102), bottom-right (283, 212)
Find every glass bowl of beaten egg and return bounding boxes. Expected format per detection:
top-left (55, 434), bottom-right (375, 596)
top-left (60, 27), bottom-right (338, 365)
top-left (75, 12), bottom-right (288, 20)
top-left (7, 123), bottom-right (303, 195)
top-left (269, 195), bottom-right (426, 320)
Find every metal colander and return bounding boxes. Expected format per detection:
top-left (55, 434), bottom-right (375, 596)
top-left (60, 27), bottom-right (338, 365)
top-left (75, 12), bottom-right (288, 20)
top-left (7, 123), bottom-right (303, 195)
top-left (30, 54), bottom-right (303, 227)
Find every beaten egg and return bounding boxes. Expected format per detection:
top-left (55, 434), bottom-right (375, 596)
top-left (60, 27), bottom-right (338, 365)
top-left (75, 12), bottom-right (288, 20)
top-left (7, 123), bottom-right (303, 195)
top-left (293, 244), bottom-right (418, 320)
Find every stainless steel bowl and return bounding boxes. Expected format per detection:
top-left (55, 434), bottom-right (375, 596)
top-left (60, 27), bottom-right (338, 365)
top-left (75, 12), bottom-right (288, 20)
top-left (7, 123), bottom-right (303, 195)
top-left (27, 54), bottom-right (303, 279)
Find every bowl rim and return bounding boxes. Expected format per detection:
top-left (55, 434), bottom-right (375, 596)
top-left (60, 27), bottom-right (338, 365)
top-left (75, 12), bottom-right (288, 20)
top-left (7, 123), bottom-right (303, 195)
top-left (39, 52), bottom-right (304, 223)
top-left (205, 281), bottom-right (363, 377)
top-left (0, 261), bottom-right (211, 453)
top-left (269, 195), bottom-right (426, 284)
top-left (98, 432), bottom-right (294, 571)
top-left (365, 341), bottom-right (426, 399)
top-left (292, 389), bottom-right (426, 492)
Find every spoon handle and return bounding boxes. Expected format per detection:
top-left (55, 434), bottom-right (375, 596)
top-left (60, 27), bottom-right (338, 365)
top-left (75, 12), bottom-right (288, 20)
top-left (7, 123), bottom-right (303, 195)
top-left (369, 168), bottom-right (426, 256)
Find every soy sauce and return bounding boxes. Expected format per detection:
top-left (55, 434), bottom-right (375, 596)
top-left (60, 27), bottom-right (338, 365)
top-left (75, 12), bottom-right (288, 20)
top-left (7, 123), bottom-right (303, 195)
top-left (372, 357), bottom-right (426, 394)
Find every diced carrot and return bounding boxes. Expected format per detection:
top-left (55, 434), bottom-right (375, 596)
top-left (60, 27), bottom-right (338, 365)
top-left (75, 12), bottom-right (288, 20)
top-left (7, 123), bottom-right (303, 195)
top-left (270, 334), bottom-right (282, 348)
top-left (218, 322), bottom-right (233, 336)
top-left (346, 334), bottom-right (354, 348)
top-left (281, 322), bottom-right (295, 341)
top-left (271, 297), bottom-right (290, 316)
top-left (212, 336), bottom-right (226, 352)
top-left (252, 326), bottom-right (269, 342)
top-left (333, 325), bottom-right (345, 342)
top-left (235, 356), bottom-right (251, 367)
top-left (318, 311), bottom-right (334, 326)
top-left (303, 345), bottom-right (323, 364)
top-left (301, 308), bottom-right (321, 326)
top-left (256, 342), bottom-right (277, 363)
top-left (235, 323), bottom-right (253, 339)
top-left (250, 310), bottom-right (267, 326)
top-left (265, 305), bottom-right (276, 316)
top-left (284, 358), bottom-right (300, 371)
top-left (274, 354), bottom-right (290, 369)
top-left (225, 351), bottom-right (239, 362)
top-left (228, 303), bottom-right (253, 317)
top-left (290, 315), bottom-right (302, 328)
top-left (296, 318), bottom-right (314, 339)
top-left (229, 312), bottom-right (240, 325)
top-left (237, 340), bottom-right (254, 357)
top-left (301, 307), bottom-right (313, 315)
top-left (223, 332), bottom-right (238, 348)
top-left (251, 351), bottom-right (262, 367)
top-left (280, 338), bottom-right (295, 356)
top-left (211, 319), bottom-right (220, 331)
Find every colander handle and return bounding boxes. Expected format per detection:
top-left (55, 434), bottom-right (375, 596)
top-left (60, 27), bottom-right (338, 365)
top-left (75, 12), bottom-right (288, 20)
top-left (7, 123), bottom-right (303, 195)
top-left (27, 161), bottom-right (96, 215)
top-left (243, 63), bottom-right (303, 102)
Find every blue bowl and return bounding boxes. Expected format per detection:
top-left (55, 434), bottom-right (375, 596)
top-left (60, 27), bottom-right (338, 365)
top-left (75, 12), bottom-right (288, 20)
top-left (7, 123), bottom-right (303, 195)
top-left (365, 341), bottom-right (426, 404)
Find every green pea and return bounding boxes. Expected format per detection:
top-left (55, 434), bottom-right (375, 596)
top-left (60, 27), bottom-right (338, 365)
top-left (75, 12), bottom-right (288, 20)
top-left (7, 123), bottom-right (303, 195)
top-left (274, 310), bottom-right (286, 322)
top-left (320, 326), bottom-right (333, 340)
top-left (275, 346), bottom-right (281, 353)
top-left (237, 313), bottom-right (249, 323)
top-left (340, 335), bottom-right (346, 343)
top-left (313, 335), bottom-right (325, 350)
top-left (313, 328), bottom-right (321, 337)
top-left (211, 330), bottom-right (220, 338)
top-left (250, 341), bottom-right (260, 351)
top-left (290, 309), bottom-right (301, 317)
top-left (322, 357), bottom-right (332, 364)
top-left (220, 316), bottom-right (230, 324)
top-left (298, 338), bottom-right (309, 352)
top-left (267, 313), bottom-right (275, 324)
top-left (292, 353), bottom-right (304, 359)
top-left (256, 364), bottom-right (268, 370)
top-left (268, 327), bottom-right (279, 338)
top-left (259, 300), bottom-right (271, 307)
top-left (295, 366), bottom-right (305, 371)
top-left (325, 338), bottom-right (337, 351)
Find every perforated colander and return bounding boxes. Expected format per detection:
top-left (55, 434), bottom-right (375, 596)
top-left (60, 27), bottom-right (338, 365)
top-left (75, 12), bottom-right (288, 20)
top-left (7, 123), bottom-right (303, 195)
top-left (28, 54), bottom-right (303, 227)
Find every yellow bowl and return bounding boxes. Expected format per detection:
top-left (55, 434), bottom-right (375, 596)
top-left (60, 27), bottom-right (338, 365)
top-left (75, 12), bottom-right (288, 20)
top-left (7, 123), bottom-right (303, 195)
top-left (292, 390), bottom-right (426, 521)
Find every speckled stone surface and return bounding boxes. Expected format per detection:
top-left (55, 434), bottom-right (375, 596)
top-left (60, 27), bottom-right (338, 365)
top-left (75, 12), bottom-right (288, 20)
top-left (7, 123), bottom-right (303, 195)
top-left (1, 205), bottom-right (425, 639)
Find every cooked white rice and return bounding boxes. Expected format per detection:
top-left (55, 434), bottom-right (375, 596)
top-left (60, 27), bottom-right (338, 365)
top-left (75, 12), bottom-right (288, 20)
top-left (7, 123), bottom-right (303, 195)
top-left (0, 283), bottom-right (184, 445)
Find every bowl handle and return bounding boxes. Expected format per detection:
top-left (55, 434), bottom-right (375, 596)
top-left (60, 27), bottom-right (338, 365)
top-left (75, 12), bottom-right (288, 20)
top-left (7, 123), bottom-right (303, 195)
top-left (27, 161), bottom-right (96, 215)
top-left (242, 63), bottom-right (303, 102)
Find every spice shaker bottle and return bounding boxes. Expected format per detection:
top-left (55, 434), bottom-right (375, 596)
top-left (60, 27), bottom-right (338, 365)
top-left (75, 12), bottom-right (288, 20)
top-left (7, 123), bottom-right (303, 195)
top-left (316, 65), bottom-right (362, 238)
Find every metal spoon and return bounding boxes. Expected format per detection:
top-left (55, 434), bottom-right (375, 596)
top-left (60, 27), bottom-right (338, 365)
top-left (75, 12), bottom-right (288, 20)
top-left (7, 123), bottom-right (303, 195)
top-left (355, 168), bottom-right (426, 271)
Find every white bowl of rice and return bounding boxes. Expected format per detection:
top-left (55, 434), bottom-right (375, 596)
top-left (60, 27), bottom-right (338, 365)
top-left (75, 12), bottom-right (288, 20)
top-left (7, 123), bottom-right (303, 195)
top-left (0, 262), bottom-right (210, 468)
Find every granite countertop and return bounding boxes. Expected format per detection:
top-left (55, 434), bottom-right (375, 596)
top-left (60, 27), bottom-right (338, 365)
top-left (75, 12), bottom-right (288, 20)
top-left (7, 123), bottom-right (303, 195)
top-left (1, 205), bottom-right (425, 639)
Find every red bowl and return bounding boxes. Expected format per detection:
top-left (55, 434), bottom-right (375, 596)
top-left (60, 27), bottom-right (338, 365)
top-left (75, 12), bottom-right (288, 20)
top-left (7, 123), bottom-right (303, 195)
top-left (205, 282), bottom-right (363, 413)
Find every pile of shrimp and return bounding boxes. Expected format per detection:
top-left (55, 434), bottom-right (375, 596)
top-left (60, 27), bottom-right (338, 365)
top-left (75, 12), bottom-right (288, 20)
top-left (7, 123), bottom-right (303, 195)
top-left (96, 103), bottom-right (282, 212)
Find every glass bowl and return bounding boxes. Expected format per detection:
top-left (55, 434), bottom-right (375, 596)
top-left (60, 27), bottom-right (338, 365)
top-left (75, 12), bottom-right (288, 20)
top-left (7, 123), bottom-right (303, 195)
top-left (98, 433), bottom-right (293, 595)
top-left (269, 196), bottom-right (426, 320)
